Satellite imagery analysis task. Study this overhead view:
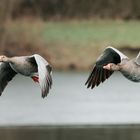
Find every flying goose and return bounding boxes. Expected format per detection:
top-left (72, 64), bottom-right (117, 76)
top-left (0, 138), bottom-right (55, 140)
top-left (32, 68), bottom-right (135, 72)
top-left (85, 46), bottom-right (140, 89)
top-left (0, 54), bottom-right (52, 98)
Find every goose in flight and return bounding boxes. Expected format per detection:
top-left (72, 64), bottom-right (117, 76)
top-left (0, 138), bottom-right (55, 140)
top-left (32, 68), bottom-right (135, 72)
top-left (0, 54), bottom-right (52, 98)
top-left (85, 46), bottom-right (140, 89)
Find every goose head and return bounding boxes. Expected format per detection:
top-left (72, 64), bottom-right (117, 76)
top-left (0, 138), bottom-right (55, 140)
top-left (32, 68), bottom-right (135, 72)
top-left (0, 55), bottom-right (9, 62)
top-left (103, 63), bottom-right (120, 71)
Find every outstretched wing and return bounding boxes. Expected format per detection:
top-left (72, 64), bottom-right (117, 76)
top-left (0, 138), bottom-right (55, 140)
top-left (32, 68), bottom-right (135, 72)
top-left (0, 62), bottom-right (17, 95)
top-left (34, 54), bottom-right (52, 98)
top-left (85, 46), bottom-right (128, 89)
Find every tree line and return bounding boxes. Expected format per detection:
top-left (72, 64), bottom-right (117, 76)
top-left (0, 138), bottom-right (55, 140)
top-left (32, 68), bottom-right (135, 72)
top-left (10, 0), bottom-right (140, 20)
top-left (1, 0), bottom-right (140, 20)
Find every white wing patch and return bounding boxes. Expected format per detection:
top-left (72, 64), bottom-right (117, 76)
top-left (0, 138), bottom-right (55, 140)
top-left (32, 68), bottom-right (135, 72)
top-left (135, 52), bottom-right (140, 65)
top-left (33, 54), bottom-right (52, 98)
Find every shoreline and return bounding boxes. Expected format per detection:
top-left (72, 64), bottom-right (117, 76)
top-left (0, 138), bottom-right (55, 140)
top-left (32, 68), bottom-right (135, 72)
top-left (0, 45), bottom-right (138, 71)
top-left (1, 19), bottom-right (140, 71)
top-left (0, 124), bottom-right (140, 140)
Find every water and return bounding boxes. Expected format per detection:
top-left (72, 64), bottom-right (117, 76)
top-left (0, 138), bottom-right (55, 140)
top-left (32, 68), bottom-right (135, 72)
top-left (0, 71), bottom-right (140, 126)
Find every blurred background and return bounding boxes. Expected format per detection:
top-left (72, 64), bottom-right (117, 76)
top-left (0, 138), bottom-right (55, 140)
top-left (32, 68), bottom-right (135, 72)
top-left (1, 0), bottom-right (140, 140)
top-left (0, 0), bottom-right (140, 70)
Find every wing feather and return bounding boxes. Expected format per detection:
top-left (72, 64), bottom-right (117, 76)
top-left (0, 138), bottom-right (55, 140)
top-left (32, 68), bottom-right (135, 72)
top-left (33, 54), bottom-right (52, 98)
top-left (85, 46), bottom-right (127, 89)
top-left (135, 52), bottom-right (140, 65)
top-left (0, 62), bottom-right (17, 95)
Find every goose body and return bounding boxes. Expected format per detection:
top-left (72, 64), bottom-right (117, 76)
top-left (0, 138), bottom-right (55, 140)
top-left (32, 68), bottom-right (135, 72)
top-left (85, 46), bottom-right (140, 89)
top-left (120, 59), bottom-right (140, 82)
top-left (0, 54), bottom-right (52, 98)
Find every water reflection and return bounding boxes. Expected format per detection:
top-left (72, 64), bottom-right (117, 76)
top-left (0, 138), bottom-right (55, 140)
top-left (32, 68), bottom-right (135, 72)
top-left (0, 71), bottom-right (140, 126)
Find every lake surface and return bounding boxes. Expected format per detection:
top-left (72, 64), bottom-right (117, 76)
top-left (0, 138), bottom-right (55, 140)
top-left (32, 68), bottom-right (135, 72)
top-left (0, 71), bottom-right (140, 126)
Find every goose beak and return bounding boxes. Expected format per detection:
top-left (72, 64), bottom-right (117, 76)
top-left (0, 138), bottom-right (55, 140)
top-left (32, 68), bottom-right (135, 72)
top-left (103, 64), bottom-right (111, 70)
top-left (0, 55), bottom-right (8, 62)
top-left (0, 56), bottom-right (3, 61)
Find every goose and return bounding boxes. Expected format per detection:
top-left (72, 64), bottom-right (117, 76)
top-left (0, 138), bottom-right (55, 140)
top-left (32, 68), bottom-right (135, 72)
top-left (85, 46), bottom-right (140, 89)
top-left (0, 54), bottom-right (52, 98)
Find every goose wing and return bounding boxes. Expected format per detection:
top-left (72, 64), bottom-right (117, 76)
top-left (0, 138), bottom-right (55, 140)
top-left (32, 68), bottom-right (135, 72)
top-left (33, 54), bottom-right (52, 98)
top-left (135, 52), bottom-right (140, 65)
top-left (0, 62), bottom-right (17, 95)
top-left (85, 46), bottom-right (128, 89)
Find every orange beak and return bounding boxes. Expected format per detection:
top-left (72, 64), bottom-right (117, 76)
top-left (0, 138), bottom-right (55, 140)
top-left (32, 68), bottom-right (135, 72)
top-left (103, 64), bottom-right (111, 70)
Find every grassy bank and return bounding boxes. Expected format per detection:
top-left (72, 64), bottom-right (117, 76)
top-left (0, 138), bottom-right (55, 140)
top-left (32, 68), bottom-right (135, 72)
top-left (2, 19), bottom-right (140, 70)
top-left (44, 20), bottom-right (140, 47)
